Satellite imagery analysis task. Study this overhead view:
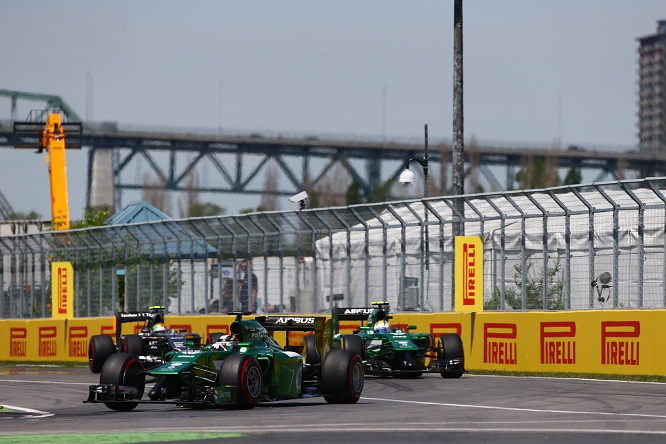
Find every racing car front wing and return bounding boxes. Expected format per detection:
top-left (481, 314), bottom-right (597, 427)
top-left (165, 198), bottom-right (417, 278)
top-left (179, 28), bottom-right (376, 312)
top-left (85, 384), bottom-right (238, 407)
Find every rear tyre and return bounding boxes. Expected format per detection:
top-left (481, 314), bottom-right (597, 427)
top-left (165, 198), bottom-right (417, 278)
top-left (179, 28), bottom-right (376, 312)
top-left (216, 354), bottom-right (262, 409)
top-left (89, 335), bottom-right (116, 374)
top-left (322, 349), bottom-right (364, 404)
top-left (440, 333), bottom-right (464, 379)
top-left (100, 353), bottom-right (145, 411)
top-left (341, 334), bottom-right (365, 360)
top-left (303, 334), bottom-right (320, 365)
top-left (120, 334), bottom-right (144, 356)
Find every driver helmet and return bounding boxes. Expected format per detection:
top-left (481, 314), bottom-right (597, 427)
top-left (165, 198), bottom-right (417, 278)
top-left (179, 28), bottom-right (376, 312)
top-left (213, 334), bottom-right (237, 351)
top-left (374, 320), bottom-right (391, 334)
top-left (152, 323), bottom-right (166, 333)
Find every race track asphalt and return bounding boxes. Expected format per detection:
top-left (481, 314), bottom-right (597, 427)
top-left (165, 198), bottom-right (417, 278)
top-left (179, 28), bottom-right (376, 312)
top-left (2, 364), bottom-right (666, 444)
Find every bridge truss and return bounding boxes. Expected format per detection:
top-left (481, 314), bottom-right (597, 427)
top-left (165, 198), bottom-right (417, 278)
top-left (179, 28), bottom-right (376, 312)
top-left (1, 90), bottom-right (664, 215)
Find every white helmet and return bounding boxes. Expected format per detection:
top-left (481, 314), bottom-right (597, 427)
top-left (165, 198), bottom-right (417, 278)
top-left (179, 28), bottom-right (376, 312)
top-left (374, 321), bottom-right (391, 334)
top-left (152, 323), bottom-right (166, 333)
top-left (213, 334), bottom-right (236, 351)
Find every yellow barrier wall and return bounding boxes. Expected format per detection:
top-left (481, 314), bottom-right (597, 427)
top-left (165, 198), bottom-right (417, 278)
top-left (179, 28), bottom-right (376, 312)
top-left (2, 310), bottom-right (664, 376)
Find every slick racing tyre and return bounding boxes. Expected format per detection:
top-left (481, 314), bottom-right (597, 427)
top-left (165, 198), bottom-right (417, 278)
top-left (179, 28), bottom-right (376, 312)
top-left (100, 353), bottom-right (146, 411)
top-left (216, 354), bottom-right (262, 409)
top-left (302, 334), bottom-right (321, 365)
top-left (322, 349), bottom-right (364, 404)
top-left (341, 334), bottom-right (366, 360)
top-left (440, 333), bottom-right (464, 379)
top-left (120, 334), bottom-right (144, 356)
top-left (88, 335), bottom-right (116, 374)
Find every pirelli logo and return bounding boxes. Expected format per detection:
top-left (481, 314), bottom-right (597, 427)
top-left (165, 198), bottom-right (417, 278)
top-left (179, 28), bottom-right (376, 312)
top-left (69, 326), bottom-right (88, 358)
top-left (540, 322), bottom-right (576, 365)
top-left (455, 236), bottom-right (484, 312)
top-left (39, 326), bottom-right (57, 357)
top-left (483, 323), bottom-right (517, 365)
top-left (51, 262), bottom-right (74, 319)
top-left (10, 328), bottom-right (27, 357)
top-left (601, 321), bottom-right (640, 366)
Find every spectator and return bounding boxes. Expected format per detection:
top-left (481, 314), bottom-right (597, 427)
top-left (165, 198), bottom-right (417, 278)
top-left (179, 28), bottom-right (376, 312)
top-left (199, 281), bottom-right (234, 314)
top-left (238, 260), bottom-right (258, 312)
top-left (220, 280), bottom-right (234, 313)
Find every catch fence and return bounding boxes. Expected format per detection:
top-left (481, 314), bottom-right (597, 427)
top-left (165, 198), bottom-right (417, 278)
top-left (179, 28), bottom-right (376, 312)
top-left (2, 178), bottom-right (666, 319)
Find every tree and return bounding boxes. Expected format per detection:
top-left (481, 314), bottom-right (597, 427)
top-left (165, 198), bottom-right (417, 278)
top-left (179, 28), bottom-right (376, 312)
top-left (259, 160), bottom-right (281, 211)
top-left (9, 210), bottom-right (42, 220)
top-left (485, 259), bottom-right (564, 310)
top-left (315, 163), bottom-right (350, 207)
top-left (346, 180), bottom-right (364, 205)
top-left (562, 166), bottom-right (582, 186)
top-left (71, 205), bottom-right (112, 229)
top-left (515, 155), bottom-right (560, 189)
top-left (188, 202), bottom-right (225, 217)
top-left (370, 177), bottom-right (395, 203)
top-left (142, 172), bottom-right (172, 216)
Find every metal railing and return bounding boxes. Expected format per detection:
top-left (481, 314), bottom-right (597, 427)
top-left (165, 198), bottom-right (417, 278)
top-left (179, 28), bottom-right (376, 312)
top-left (2, 177), bottom-right (666, 319)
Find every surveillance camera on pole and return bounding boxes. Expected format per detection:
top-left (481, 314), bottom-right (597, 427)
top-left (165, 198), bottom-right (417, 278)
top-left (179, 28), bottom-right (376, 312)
top-left (398, 168), bottom-right (416, 187)
top-left (288, 191), bottom-right (308, 210)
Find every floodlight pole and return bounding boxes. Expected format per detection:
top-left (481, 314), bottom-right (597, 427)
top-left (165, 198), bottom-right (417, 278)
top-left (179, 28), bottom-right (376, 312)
top-left (403, 125), bottom-right (430, 272)
top-left (452, 0), bottom-right (464, 232)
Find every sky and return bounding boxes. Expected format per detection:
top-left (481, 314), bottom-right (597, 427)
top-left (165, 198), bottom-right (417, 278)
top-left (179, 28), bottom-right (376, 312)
top-left (0, 1), bottom-right (664, 220)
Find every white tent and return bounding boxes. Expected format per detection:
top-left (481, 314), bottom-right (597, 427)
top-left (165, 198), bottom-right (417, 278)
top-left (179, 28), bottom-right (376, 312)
top-left (315, 186), bottom-right (666, 311)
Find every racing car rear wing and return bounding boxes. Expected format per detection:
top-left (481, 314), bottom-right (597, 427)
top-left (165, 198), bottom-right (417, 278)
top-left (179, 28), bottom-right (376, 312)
top-left (256, 315), bottom-right (326, 351)
top-left (255, 315), bottom-right (319, 332)
top-left (114, 307), bottom-right (165, 343)
top-left (335, 307), bottom-right (375, 321)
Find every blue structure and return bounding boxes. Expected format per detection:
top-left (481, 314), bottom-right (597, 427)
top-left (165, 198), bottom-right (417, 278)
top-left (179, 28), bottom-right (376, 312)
top-left (106, 201), bottom-right (216, 259)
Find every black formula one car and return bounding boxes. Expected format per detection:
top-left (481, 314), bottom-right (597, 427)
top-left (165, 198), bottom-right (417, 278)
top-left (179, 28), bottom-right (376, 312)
top-left (85, 312), bottom-right (364, 411)
top-left (87, 306), bottom-right (203, 373)
top-left (332, 301), bottom-right (465, 378)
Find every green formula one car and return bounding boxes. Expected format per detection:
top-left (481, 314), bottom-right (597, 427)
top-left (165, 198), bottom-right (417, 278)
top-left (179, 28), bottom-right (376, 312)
top-left (85, 312), bottom-right (364, 411)
top-left (332, 301), bottom-right (465, 378)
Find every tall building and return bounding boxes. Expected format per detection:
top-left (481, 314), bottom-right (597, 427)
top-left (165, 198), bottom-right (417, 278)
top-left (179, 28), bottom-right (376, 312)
top-left (638, 20), bottom-right (666, 153)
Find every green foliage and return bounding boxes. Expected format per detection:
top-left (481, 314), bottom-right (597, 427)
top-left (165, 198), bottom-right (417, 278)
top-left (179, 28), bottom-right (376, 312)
top-left (71, 205), bottom-right (111, 229)
top-left (188, 202), bottom-right (225, 217)
top-left (9, 210), bottom-right (42, 220)
top-left (515, 158), bottom-right (560, 189)
top-left (345, 180), bottom-right (364, 205)
top-left (562, 166), bottom-right (582, 186)
top-left (485, 258), bottom-right (564, 310)
top-left (370, 177), bottom-right (396, 203)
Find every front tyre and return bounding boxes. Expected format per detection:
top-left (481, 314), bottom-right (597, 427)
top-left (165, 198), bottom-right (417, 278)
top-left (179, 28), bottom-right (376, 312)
top-left (440, 333), bottom-right (464, 379)
top-left (322, 349), bottom-right (364, 404)
top-left (216, 354), bottom-right (262, 409)
top-left (100, 353), bottom-right (145, 411)
top-left (89, 335), bottom-right (116, 374)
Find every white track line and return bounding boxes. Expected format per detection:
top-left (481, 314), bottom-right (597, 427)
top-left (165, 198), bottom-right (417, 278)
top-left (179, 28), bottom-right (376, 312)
top-left (361, 396), bottom-right (666, 419)
top-left (1, 405), bottom-right (53, 418)
top-left (0, 379), bottom-right (91, 386)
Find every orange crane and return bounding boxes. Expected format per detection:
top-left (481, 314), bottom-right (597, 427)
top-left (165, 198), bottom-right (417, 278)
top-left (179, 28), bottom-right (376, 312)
top-left (13, 112), bottom-right (82, 230)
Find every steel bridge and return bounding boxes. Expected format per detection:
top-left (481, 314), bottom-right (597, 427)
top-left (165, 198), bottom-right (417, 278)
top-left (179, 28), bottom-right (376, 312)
top-left (1, 89), bottom-right (664, 215)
